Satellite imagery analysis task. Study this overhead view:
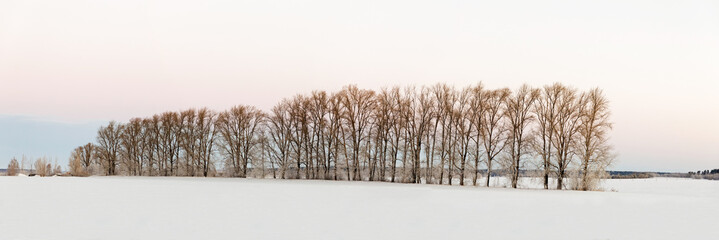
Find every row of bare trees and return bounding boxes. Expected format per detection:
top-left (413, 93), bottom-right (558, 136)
top-left (69, 108), bottom-right (221, 177)
top-left (6, 156), bottom-right (62, 176)
top-left (69, 82), bottom-right (614, 190)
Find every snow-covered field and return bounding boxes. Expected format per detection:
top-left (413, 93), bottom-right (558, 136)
top-left (1, 176), bottom-right (717, 240)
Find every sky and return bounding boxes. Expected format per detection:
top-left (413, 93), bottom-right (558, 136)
top-left (0, 0), bottom-right (717, 172)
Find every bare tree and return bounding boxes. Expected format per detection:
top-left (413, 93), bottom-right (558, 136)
top-left (69, 151), bottom-right (86, 176)
top-left (120, 118), bottom-right (144, 176)
top-left (179, 109), bottom-right (198, 176)
top-left (374, 88), bottom-right (397, 182)
top-left (267, 100), bottom-right (293, 179)
top-left (80, 143), bottom-right (96, 172)
top-left (196, 108), bottom-right (218, 177)
top-left (7, 157), bottom-right (19, 176)
top-left (307, 90), bottom-right (336, 179)
top-left (468, 83), bottom-right (487, 186)
top-left (453, 87), bottom-right (474, 186)
top-left (96, 121), bottom-right (123, 175)
top-left (327, 93), bottom-right (344, 180)
top-left (288, 95), bottom-right (311, 179)
top-left (577, 88), bottom-right (614, 191)
top-left (69, 144), bottom-right (95, 176)
top-left (46, 163), bottom-right (53, 176)
top-left (423, 86), bottom-right (443, 184)
top-left (34, 157), bottom-right (49, 176)
top-left (157, 112), bottom-right (181, 176)
top-left (53, 159), bottom-right (62, 175)
top-left (403, 86), bottom-right (434, 183)
top-left (257, 131), bottom-right (274, 178)
top-left (217, 105), bottom-right (265, 178)
top-left (504, 84), bottom-right (540, 188)
top-left (388, 87), bottom-right (406, 183)
top-left (20, 155), bottom-right (29, 175)
top-left (339, 85), bottom-right (375, 181)
top-left (533, 83), bottom-right (563, 189)
top-left (480, 88), bottom-right (509, 187)
top-left (178, 108), bottom-right (218, 177)
top-left (431, 84), bottom-right (456, 184)
top-left (552, 87), bottom-right (585, 189)
top-left (140, 117), bottom-right (158, 176)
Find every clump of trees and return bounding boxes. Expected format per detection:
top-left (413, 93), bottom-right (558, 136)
top-left (690, 169), bottom-right (719, 180)
top-left (69, 82), bottom-right (615, 191)
top-left (6, 156), bottom-right (62, 176)
top-left (694, 169), bottom-right (719, 175)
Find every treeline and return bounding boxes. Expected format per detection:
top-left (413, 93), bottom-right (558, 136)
top-left (692, 169), bottom-right (719, 175)
top-left (6, 156), bottom-right (63, 177)
top-left (609, 171), bottom-right (655, 179)
top-left (67, 82), bottom-right (614, 191)
top-left (689, 169), bottom-right (719, 180)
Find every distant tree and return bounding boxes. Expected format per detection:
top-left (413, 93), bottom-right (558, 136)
top-left (20, 155), bottom-right (29, 175)
top-left (7, 157), bottom-right (19, 176)
top-left (69, 151), bottom-right (86, 176)
top-left (34, 157), bottom-right (48, 176)
top-left (80, 143), bottom-right (96, 171)
top-left (69, 143), bottom-right (96, 176)
top-left (52, 159), bottom-right (62, 175)
top-left (54, 164), bottom-right (62, 175)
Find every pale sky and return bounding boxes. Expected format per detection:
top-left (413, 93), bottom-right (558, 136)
top-left (0, 0), bottom-right (717, 172)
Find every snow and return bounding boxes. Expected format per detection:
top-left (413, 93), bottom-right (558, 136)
top-left (1, 176), bottom-right (717, 240)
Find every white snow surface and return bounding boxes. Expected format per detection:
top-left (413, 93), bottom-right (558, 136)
top-left (1, 176), bottom-right (717, 240)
